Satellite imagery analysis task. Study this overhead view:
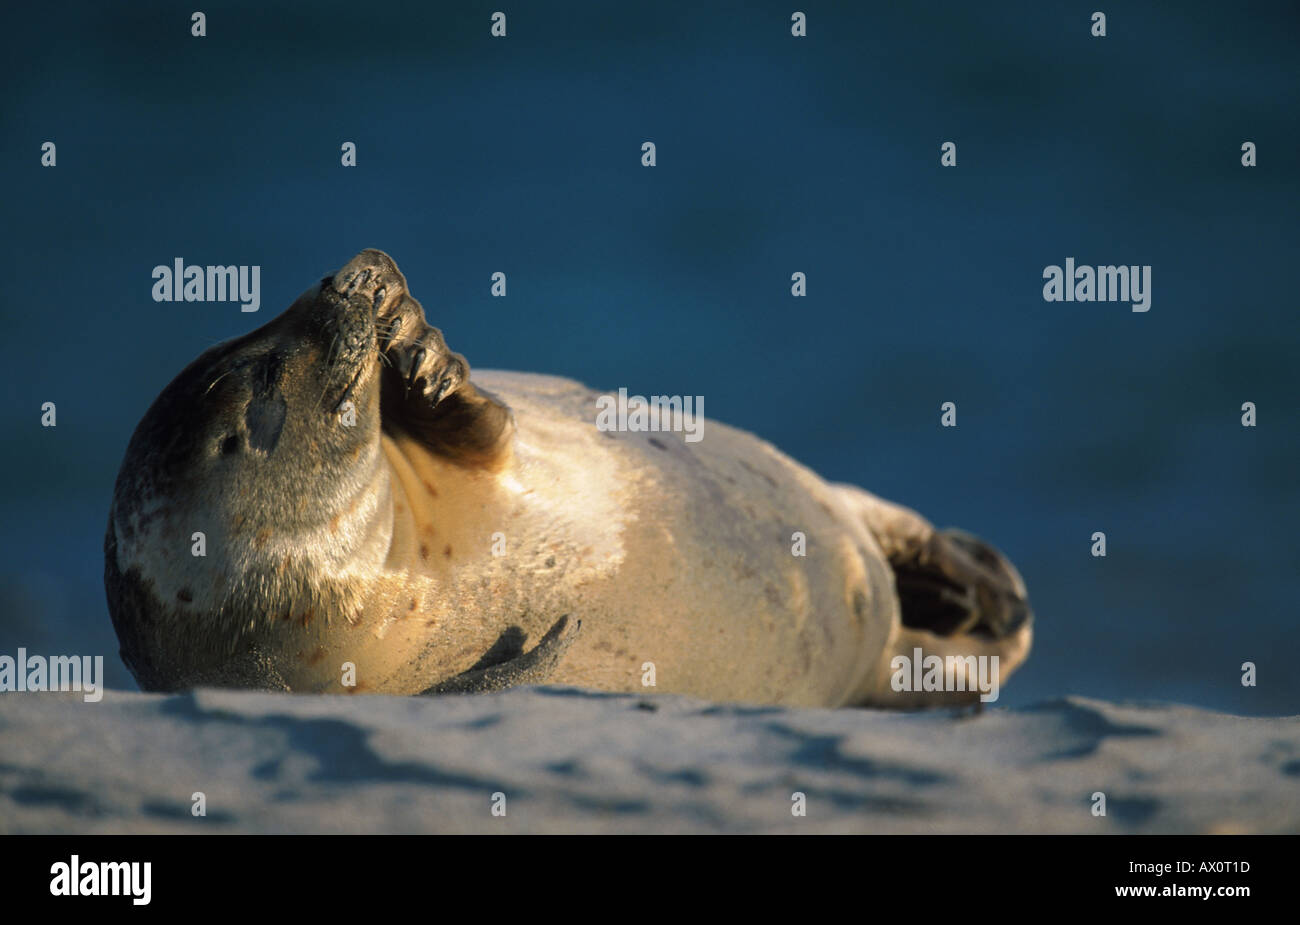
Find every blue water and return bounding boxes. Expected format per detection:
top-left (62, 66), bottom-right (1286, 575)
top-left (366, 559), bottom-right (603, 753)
top-left (2, 1), bottom-right (1296, 712)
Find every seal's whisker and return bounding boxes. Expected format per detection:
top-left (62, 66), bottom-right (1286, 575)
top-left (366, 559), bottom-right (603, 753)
top-left (203, 368), bottom-right (234, 397)
top-left (375, 317), bottom-right (404, 350)
top-left (313, 332), bottom-right (344, 411)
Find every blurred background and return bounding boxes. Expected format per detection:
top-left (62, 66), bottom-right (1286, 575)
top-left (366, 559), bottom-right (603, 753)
top-left (2, 1), bottom-right (1296, 712)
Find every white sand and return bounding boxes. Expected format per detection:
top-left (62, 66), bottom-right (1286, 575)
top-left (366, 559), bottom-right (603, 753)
top-left (1, 688), bottom-right (1296, 834)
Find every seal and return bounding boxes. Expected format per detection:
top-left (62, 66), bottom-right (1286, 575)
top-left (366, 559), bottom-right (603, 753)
top-left (105, 249), bottom-right (1032, 707)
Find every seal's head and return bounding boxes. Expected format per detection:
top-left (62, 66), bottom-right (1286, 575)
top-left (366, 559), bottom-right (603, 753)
top-left (105, 249), bottom-right (498, 690)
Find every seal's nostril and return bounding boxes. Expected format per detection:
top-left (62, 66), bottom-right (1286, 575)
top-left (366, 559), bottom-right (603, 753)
top-left (373, 287), bottom-right (386, 314)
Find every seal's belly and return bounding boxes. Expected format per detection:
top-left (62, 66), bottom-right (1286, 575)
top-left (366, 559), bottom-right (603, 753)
top-left (339, 372), bottom-right (899, 706)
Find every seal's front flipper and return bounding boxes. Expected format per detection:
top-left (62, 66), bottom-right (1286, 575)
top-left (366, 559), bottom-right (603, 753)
top-left (376, 289), bottom-right (514, 469)
top-left (420, 615), bottom-right (581, 695)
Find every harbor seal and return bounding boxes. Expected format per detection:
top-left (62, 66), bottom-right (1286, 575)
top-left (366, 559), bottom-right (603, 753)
top-left (105, 249), bottom-right (1032, 707)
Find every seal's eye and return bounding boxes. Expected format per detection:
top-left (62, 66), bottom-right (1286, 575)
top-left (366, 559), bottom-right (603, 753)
top-left (244, 353), bottom-right (288, 455)
top-left (219, 435), bottom-right (240, 456)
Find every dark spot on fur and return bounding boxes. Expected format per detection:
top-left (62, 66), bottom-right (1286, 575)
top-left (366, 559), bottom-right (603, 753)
top-left (739, 459), bottom-right (778, 488)
top-left (408, 599), bottom-right (418, 611)
top-left (545, 556), bottom-right (556, 568)
top-left (648, 437), bottom-right (667, 450)
top-left (852, 589), bottom-right (869, 622)
top-left (420, 543), bottom-right (430, 560)
top-left (176, 587), bottom-right (193, 603)
top-left (422, 480), bottom-right (439, 497)
top-left (443, 544), bottom-right (453, 559)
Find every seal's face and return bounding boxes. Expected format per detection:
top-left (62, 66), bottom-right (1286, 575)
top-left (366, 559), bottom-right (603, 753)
top-left (106, 250), bottom-right (491, 689)
top-left (115, 273), bottom-right (383, 537)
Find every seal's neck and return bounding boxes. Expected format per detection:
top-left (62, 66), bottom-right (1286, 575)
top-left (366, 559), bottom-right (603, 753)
top-left (379, 429), bottom-right (515, 577)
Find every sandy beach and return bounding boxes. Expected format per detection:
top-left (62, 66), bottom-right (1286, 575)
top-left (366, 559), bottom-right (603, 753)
top-left (2, 688), bottom-right (1295, 834)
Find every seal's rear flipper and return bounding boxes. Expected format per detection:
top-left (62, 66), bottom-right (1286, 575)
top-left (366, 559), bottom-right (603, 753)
top-left (892, 529), bottom-right (1031, 641)
top-left (877, 526), bottom-right (1033, 706)
top-left (834, 486), bottom-right (1034, 706)
top-left (420, 615), bottom-right (581, 695)
top-left (838, 485), bottom-right (1030, 641)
